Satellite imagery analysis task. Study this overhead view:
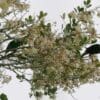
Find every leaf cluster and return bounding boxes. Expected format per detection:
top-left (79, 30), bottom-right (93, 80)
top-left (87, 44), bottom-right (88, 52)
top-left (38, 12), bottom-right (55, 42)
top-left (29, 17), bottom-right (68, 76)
top-left (0, 0), bottom-right (100, 99)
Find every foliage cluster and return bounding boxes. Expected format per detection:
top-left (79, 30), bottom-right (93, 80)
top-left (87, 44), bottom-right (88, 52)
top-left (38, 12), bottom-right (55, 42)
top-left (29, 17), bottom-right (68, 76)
top-left (0, 0), bottom-right (100, 99)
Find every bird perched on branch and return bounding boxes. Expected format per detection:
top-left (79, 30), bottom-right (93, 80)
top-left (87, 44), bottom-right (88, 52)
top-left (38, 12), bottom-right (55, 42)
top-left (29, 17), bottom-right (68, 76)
top-left (5, 38), bottom-right (24, 54)
top-left (82, 44), bottom-right (100, 57)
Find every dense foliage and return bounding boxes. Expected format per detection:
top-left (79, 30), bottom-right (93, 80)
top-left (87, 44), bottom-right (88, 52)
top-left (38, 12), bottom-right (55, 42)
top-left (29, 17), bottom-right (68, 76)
top-left (0, 0), bottom-right (100, 99)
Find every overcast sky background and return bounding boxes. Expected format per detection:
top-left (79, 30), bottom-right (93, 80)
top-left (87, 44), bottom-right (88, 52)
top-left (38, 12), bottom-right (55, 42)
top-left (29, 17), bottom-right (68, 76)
top-left (1, 0), bottom-right (100, 100)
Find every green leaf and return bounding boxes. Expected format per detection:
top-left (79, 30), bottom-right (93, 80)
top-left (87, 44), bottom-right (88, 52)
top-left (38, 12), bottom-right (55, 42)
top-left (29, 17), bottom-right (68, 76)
top-left (80, 36), bottom-right (88, 45)
top-left (61, 13), bottom-right (66, 19)
top-left (77, 6), bottom-right (84, 12)
top-left (84, 0), bottom-right (91, 7)
top-left (34, 91), bottom-right (42, 98)
top-left (86, 4), bottom-right (92, 8)
top-left (29, 15), bottom-right (33, 22)
top-left (72, 19), bottom-right (77, 26)
top-left (65, 24), bottom-right (71, 32)
top-left (84, 1), bottom-right (87, 5)
top-left (87, 0), bottom-right (91, 5)
top-left (38, 11), bottom-right (47, 19)
top-left (0, 93), bottom-right (8, 100)
top-left (91, 39), bottom-right (97, 43)
top-left (25, 15), bottom-right (33, 23)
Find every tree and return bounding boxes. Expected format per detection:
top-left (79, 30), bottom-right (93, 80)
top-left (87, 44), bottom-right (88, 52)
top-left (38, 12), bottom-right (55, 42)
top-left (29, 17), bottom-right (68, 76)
top-left (0, 0), bottom-right (100, 99)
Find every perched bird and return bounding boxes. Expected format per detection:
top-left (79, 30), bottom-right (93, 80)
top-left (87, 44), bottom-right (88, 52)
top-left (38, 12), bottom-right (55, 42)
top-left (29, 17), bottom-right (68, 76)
top-left (5, 39), bottom-right (23, 54)
top-left (82, 44), bottom-right (100, 57)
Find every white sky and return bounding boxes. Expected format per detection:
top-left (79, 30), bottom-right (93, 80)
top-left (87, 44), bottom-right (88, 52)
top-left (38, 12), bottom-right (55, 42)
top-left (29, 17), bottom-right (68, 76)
top-left (1, 0), bottom-right (100, 100)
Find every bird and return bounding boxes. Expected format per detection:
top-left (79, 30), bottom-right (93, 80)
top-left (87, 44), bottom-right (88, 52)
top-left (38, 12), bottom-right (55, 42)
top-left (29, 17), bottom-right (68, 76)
top-left (82, 44), bottom-right (100, 57)
top-left (5, 39), bottom-right (23, 54)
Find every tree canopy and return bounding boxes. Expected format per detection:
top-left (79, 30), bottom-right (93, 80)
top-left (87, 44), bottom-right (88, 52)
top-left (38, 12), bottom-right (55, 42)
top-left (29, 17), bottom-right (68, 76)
top-left (0, 0), bottom-right (100, 99)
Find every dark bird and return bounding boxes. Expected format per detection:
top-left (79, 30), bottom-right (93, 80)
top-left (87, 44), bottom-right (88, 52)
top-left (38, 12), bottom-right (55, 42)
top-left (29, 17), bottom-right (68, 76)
top-left (82, 44), bottom-right (100, 57)
top-left (5, 39), bottom-right (23, 54)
